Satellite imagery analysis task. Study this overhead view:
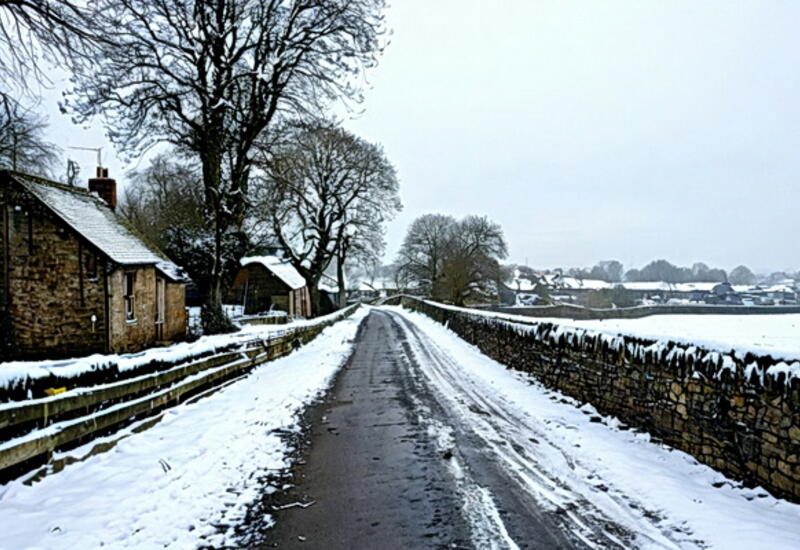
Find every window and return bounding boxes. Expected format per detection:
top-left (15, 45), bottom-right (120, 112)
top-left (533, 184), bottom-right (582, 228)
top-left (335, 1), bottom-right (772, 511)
top-left (85, 252), bottom-right (97, 280)
top-left (124, 272), bottom-right (136, 322)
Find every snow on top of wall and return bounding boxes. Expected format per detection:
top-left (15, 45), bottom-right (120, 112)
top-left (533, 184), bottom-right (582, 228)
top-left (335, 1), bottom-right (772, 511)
top-left (417, 299), bottom-right (800, 388)
top-left (16, 175), bottom-right (178, 270)
top-left (241, 256), bottom-right (306, 290)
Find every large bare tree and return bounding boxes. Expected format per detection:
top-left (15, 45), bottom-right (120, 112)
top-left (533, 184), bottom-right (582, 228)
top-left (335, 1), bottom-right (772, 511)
top-left (256, 120), bottom-right (400, 314)
top-left (439, 215), bottom-right (508, 305)
top-left (121, 153), bottom-right (250, 303)
top-left (396, 213), bottom-right (457, 297)
top-left (64, 0), bottom-right (387, 332)
top-left (398, 214), bottom-right (508, 306)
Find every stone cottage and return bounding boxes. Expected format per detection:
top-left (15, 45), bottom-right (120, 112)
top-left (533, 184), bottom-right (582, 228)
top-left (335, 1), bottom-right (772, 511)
top-left (0, 169), bottom-right (190, 360)
top-left (227, 256), bottom-right (311, 318)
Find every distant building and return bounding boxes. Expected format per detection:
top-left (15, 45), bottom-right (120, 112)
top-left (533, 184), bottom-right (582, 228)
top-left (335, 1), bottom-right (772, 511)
top-left (317, 273), bottom-right (341, 314)
top-left (227, 256), bottom-right (311, 318)
top-left (0, 169), bottom-right (189, 360)
top-left (707, 282), bottom-right (742, 304)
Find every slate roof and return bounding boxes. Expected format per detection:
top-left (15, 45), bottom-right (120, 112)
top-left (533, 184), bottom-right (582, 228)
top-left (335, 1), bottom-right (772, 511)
top-left (241, 256), bottom-right (306, 290)
top-left (9, 173), bottom-right (188, 282)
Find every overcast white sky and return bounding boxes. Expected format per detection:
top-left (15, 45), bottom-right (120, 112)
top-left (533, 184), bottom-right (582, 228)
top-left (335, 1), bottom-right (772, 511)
top-left (39, 1), bottom-right (800, 273)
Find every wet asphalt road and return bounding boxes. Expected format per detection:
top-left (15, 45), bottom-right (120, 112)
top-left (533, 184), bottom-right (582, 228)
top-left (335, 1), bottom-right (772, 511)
top-left (261, 310), bottom-right (626, 550)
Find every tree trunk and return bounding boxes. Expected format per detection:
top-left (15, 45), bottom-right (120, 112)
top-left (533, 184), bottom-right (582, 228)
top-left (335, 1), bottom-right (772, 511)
top-left (337, 252), bottom-right (347, 309)
top-left (200, 148), bottom-right (236, 334)
top-left (309, 283), bottom-right (323, 318)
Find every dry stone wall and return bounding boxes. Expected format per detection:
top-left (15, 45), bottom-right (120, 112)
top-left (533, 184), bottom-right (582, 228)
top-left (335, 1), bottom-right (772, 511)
top-left (393, 297), bottom-right (800, 502)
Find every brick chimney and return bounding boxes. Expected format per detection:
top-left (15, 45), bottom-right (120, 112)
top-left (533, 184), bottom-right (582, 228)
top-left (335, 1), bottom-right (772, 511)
top-left (88, 167), bottom-right (117, 210)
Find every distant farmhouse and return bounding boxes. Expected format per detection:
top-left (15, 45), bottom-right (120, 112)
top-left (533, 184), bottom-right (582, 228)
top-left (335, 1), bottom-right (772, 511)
top-left (0, 169), bottom-right (189, 360)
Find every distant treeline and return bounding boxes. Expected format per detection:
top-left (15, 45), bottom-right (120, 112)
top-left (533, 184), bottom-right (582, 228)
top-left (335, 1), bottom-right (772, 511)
top-left (551, 260), bottom-right (797, 286)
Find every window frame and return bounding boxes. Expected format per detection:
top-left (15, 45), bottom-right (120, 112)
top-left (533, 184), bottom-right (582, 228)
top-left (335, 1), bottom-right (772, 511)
top-left (85, 251), bottom-right (98, 281)
top-left (124, 271), bottom-right (137, 323)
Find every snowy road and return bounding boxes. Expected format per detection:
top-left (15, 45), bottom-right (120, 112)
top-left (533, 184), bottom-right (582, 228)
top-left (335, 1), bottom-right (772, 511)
top-left (2, 306), bottom-right (800, 549)
top-left (267, 307), bottom-right (800, 549)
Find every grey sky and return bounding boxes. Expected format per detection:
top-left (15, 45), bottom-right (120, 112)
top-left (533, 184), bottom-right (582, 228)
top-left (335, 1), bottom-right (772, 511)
top-left (38, 0), bottom-right (800, 273)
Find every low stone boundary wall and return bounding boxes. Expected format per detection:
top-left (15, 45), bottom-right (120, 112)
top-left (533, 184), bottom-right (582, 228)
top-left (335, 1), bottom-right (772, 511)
top-left (389, 296), bottom-right (800, 502)
top-left (481, 303), bottom-right (800, 320)
top-left (0, 304), bottom-right (359, 478)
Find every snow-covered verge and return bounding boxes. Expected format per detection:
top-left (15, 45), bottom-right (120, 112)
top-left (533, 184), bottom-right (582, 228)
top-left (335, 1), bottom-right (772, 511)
top-left (0, 307), bottom-right (367, 549)
top-left (387, 306), bottom-right (800, 550)
top-left (0, 306), bottom-right (355, 400)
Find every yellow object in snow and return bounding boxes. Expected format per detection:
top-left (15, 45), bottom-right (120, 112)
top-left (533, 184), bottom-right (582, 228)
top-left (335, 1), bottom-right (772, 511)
top-left (44, 387), bottom-right (67, 396)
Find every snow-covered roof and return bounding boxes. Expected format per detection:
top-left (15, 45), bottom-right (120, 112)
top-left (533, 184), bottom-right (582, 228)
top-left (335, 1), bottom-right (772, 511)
top-left (318, 273), bottom-right (338, 293)
top-left (241, 256), bottom-right (306, 290)
top-left (12, 174), bottom-right (186, 280)
top-left (619, 282), bottom-right (752, 293)
top-left (753, 284), bottom-right (797, 294)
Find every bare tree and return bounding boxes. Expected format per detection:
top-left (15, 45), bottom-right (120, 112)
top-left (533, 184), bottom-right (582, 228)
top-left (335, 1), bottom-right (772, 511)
top-left (256, 120), bottom-right (400, 314)
top-left (440, 216), bottom-right (508, 305)
top-left (396, 213), bottom-right (457, 297)
top-left (120, 153), bottom-right (205, 248)
top-left (729, 265), bottom-right (756, 285)
top-left (398, 214), bottom-right (508, 305)
top-left (120, 152), bottom-right (250, 303)
top-left (0, 1), bottom-right (97, 100)
top-left (64, 0), bottom-right (387, 332)
top-left (0, 101), bottom-right (59, 174)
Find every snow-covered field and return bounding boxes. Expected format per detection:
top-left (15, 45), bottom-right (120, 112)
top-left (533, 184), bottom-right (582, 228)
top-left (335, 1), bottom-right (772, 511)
top-left (440, 301), bottom-right (800, 360)
top-left (538, 313), bottom-right (800, 359)
top-left (388, 306), bottom-right (800, 550)
top-left (0, 308), bottom-right (367, 549)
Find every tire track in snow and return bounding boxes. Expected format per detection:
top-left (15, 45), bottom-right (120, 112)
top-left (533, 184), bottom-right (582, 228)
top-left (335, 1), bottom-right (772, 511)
top-left (385, 308), bottom-right (699, 550)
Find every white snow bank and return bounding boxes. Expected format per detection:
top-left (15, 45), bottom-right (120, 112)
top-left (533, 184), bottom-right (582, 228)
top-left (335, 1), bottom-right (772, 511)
top-left (389, 306), bottom-right (800, 550)
top-left (0, 307), bottom-right (367, 549)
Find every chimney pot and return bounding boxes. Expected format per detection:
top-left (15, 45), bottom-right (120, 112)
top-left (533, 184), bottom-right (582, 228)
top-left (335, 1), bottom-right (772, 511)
top-left (88, 167), bottom-right (117, 210)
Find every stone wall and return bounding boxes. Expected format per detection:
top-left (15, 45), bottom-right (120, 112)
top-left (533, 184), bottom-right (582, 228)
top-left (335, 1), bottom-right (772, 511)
top-left (393, 297), bottom-right (800, 502)
top-left (6, 204), bottom-right (107, 359)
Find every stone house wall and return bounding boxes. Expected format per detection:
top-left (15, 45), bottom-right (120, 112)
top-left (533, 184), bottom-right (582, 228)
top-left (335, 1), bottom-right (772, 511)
top-left (108, 268), bottom-right (187, 353)
top-left (163, 281), bottom-right (186, 341)
top-left (0, 174), bottom-right (187, 361)
top-left (4, 204), bottom-right (107, 359)
top-left (108, 266), bottom-right (157, 354)
top-left (394, 297), bottom-right (800, 503)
